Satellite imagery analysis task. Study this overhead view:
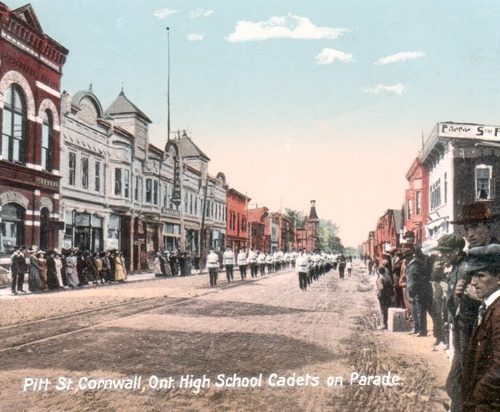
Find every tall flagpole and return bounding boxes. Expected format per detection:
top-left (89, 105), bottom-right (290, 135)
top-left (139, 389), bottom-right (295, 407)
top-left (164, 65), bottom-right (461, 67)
top-left (167, 27), bottom-right (171, 142)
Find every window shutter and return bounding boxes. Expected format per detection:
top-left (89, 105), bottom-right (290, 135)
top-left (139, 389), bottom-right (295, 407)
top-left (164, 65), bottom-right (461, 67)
top-left (490, 177), bottom-right (496, 199)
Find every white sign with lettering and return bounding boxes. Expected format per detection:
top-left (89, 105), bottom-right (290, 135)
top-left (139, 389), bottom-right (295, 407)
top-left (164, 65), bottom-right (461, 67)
top-left (438, 122), bottom-right (500, 140)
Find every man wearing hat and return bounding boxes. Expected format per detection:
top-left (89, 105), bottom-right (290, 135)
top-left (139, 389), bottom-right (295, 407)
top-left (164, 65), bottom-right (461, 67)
top-left (451, 202), bottom-right (499, 249)
top-left (433, 234), bottom-right (472, 411)
top-left (460, 245), bottom-right (500, 411)
top-left (401, 242), bottom-right (428, 336)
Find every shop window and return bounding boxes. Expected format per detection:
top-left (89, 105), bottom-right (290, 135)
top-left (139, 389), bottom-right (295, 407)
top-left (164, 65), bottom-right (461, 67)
top-left (41, 110), bottom-right (52, 171)
top-left (107, 214), bottom-right (120, 251)
top-left (475, 165), bottom-right (495, 200)
top-left (2, 85), bottom-right (26, 164)
top-left (0, 203), bottom-right (24, 254)
top-left (68, 152), bottom-right (76, 186)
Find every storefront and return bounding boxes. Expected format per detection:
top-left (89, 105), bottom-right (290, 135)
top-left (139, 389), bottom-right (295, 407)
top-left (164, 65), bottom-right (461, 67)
top-left (163, 223), bottom-right (180, 251)
top-left (0, 203), bottom-right (24, 255)
top-left (63, 211), bottom-right (103, 253)
top-left (107, 214), bottom-right (121, 251)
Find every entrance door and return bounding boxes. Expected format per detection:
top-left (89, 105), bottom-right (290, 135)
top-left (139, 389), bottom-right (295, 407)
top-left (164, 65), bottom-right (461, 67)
top-left (40, 208), bottom-right (50, 250)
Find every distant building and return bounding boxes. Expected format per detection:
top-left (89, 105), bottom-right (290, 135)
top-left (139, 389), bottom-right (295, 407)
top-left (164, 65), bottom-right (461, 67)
top-left (248, 206), bottom-right (269, 252)
top-left (374, 209), bottom-right (403, 262)
top-left (296, 200), bottom-right (320, 251)
top-left (403, 157), bottom-right (429, 246)
top-left (226, 188), bottom-right (250, 251)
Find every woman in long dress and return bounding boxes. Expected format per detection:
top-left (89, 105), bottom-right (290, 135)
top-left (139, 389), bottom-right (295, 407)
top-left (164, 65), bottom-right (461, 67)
top-left (54, 252), bottom-right (64, 288)
top-left (28, 249), bottom-right (42, 292)
top-left (46, 250), bottom-right (60, 290)
top-left (37, 251), bottom-right (48, 290)
top-left (114, 251), bottom-right (126, 282)
top-left (65, 250), bottom-right (80, 287)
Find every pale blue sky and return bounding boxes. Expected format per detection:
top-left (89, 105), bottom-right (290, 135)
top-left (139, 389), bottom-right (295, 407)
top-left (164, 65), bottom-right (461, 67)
top-left (8, 0), bottom-right (500, 246)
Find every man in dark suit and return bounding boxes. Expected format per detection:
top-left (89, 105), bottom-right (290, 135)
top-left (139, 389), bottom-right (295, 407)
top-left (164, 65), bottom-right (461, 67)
top-left (460, 245), bottom-right (500, 411)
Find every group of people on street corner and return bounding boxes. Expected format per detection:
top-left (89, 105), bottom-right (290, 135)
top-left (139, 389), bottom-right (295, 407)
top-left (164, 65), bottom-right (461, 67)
top-left (371, 201), bottom-right (500, 411)
top-left (10, 246), bottom-right (127, 295)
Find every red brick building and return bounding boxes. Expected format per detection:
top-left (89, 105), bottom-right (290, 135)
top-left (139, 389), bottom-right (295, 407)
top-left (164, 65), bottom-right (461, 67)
top-left (404, 157), bottom-right (429, 245)
top-left (374, 209), bottom-right (402, 262)
top-left (247, 206), bottom-right (269, 252)
top-left (0, 3), bottom-right (68, 264)
top-left (226, 188), bottom-right (250, 251)
top-left (296, 200), bottom-right (320, 251)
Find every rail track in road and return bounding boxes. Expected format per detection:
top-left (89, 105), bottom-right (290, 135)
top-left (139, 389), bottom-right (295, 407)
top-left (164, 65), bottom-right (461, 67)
top-left (0, 269), bottom-right (294, 354)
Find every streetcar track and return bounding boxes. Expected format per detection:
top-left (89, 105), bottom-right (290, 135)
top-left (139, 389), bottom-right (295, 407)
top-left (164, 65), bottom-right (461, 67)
top-left (0, 269), bottom-right (293, 353)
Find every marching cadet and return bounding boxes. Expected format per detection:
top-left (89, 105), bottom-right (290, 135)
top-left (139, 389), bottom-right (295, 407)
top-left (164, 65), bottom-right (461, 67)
top-left (248, 248), bottom-right (258, 278)
top-left (222, 246), bottom-right (235, 283)
top-left (237, 248), bottom-right (248, 280)
top-left (206, 249), bottom-right (219, 287)
top-left (257, 251), bottom-right (266, 276)
top-left (296, 249), bottom-right (309, 291)
top-left (266, 253), bottom-right (274, 273)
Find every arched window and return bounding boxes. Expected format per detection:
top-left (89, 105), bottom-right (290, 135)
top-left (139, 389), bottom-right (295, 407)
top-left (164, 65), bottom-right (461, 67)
top-left (2, 85), bottom-right (27, 163)
top-left (41, 110), bottom-right (53, 171)
top-left (0, 203), bottom-right (24, 254)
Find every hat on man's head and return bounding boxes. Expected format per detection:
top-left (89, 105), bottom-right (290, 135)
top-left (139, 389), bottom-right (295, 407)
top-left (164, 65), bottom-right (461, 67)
top-left (433, 234), bottom-right (465, 253)
top-left (450, 202), bottom-right (500, 225)
top-left (463, 244), bottom-right (500, 274)
top-left (403, 230), bottom-right (415, 239)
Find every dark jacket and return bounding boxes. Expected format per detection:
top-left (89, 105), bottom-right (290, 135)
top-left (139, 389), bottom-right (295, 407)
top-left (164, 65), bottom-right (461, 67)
top-left (404, 255), bottom-right (426, 294)
top-left (461, 295), bottom-right (500, 411)
top-left (11, 251), bottom-right (27, 274)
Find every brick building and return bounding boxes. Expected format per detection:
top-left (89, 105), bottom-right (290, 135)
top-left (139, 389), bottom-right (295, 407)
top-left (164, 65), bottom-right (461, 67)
top-left (0, 3), bottom-right (68, 266)
top-left (248, 206), bottom-right (269, 252)
top-left (421, 122), bottom-right (500, 248)
top-left (226, 187), bottom-right (250, 251)
top-left (403, 157), bottom-right (429, 245)
top-left (374, 209), bottom-right (402, 262)
top-left (296, 200), bottom-right (320, 251)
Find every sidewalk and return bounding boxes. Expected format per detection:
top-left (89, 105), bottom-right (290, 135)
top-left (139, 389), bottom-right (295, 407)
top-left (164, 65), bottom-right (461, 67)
top-left (0, 265), bottom-right (227, 297)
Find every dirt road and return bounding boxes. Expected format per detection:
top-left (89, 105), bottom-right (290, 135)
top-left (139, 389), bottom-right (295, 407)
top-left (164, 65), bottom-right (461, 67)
top-left (0, 264), bottom-right (450, 411)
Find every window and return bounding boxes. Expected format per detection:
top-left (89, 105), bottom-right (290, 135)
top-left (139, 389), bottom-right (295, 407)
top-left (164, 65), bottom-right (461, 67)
top-left (153, 180), bottom-right (158, 204)
top-left (68, 152), bottom-right (76, 186)
top-left (124, 169), bottom-right (130, 198)
top-left (145, 179), bottom-right (152, 203)
top-left (135, 176), bottom-right (141, 201)
top-left (444, 173), bottom-right (448, 204)
top-left (430, 178), bottom-right (441, 210)
top-left (0, 203), bottom-right (24, 254)
top-left (114, 168), bottom-right (122, 196)
top-left (189, 194), bottom-right (193, 215)
top-left (475, 165), bottom-right (495, 200)
top-left (415, 191), bottom-right (421, 215)
top-left (41, 111), bottom-right (52, 171)
top-left (81, 157), bottom-right (89, 189)
top-left (407, 199), bottom-right (412, 220)
top-left (2, 85), bottom-right (26, 163)
top-left (95, 161), bottom-right (101, 192)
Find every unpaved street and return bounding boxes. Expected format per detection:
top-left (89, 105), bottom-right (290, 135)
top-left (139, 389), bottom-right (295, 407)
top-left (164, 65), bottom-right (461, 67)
top-left (0, 264), bottom-right (450, 411)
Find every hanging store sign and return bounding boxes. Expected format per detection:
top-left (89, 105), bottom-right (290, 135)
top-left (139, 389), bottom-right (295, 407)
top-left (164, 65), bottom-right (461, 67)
top-left (166, 141), bottom-right (182, 205)
top-left (438, 122), bottom-right (500, 140)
